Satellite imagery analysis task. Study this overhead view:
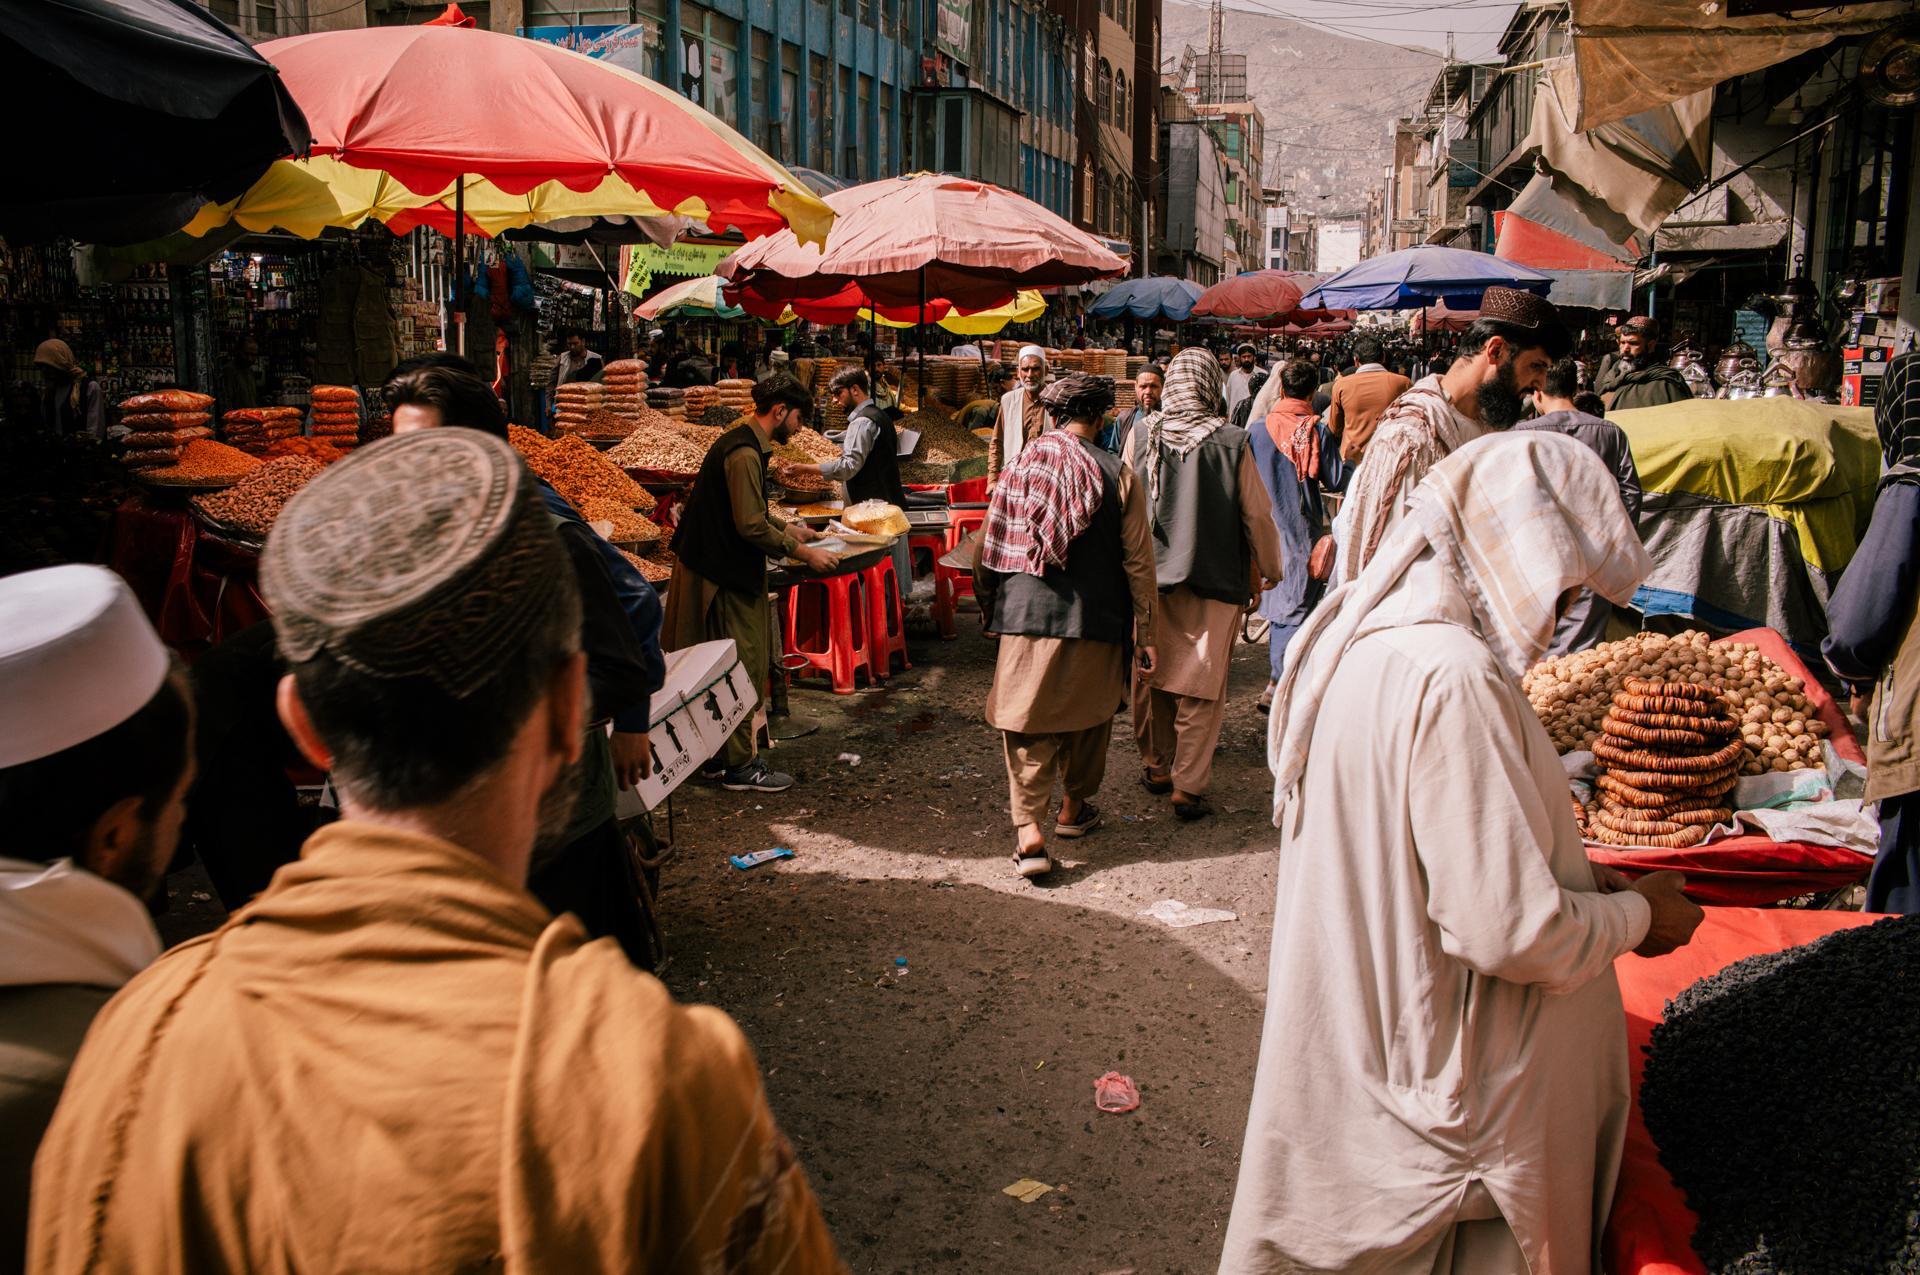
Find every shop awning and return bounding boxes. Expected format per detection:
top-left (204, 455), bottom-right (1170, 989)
top-left (624, 241), bottom-right (739, 295)
top-left (1652, 221), bottom-right (1791, 254)
top-left (1557, 0), bottom-right (1912, 131)
top-left (1526, 80), bottom-right (1711, 241)
top-left (1539, 268), bottom-right (1636, 310)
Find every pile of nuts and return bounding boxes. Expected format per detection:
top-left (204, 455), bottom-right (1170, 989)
top-left (604, 419), bottom-right (708, 473)
top-left (514, 431), bottom-right (656, 513)
top-left (1524, 630), bottom-right (1828, 774)
top-left (576, 496), bottom-right (661, 545)
top-left (620, 547), bottom-right (673, 583)
top-left (192, 456), bottom-right (326, 536)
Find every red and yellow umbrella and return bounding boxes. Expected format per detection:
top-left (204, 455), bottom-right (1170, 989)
top-left (187, 21), bottom-right (830, 246)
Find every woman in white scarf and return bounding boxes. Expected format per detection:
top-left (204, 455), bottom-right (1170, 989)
top-left (1224, 432), bottom-right (1700, 1275)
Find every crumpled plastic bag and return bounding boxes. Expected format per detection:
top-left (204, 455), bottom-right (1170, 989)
top-left (1094, 1071), bottom-right (1140, 1114)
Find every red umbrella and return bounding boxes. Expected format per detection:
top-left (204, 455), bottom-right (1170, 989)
top-left (730, 280), bottom-right (1019, 326)
top-left (1410, 300), bottom-right (1479, 334)
top-left (1192, 270), bottom-right (1318, 322)
top-left (259, 23), bottom-right (831, 245)
top-left (718, 173), bottom-right (1123, 312)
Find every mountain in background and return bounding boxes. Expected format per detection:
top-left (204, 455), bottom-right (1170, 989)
top-left (1161, 1), bottom-right (1438, 214)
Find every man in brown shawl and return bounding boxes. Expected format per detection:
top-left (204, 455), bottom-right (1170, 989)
top-left (29, 431), bottom-right (845, 1275)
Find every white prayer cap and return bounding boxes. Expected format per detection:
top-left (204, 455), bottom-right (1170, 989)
top-left (0, 565), bottom-right (169, 769)
top-left (768, 349), bottom-right (790, 365)
top-left (1017, 344), bottom-right (1047, 366)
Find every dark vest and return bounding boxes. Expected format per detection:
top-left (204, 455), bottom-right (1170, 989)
top-left (1131, 420), bottom-right (1252, 605)
top-left (986, 438), bottom-right (1130, 644)
top-left (845, 400), bottom-right (905, 506)
top-left (672, 424), bottom-right (769, 594)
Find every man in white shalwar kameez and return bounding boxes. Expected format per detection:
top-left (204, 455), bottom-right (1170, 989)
top-left (1220, 432), bottom-right (1704, 1275)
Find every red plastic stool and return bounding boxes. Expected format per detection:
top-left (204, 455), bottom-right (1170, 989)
top-left (948, 476), bottom-right (989, 504)
top-left (864, 556), bottom-right (911, 679)
top-left (782, 572), bottom-right (873, 694)
top-left (907, 528), bottom-right (945, 581)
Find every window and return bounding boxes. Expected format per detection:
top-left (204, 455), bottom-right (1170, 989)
top-left (861, 0), bottom-right (874, 26)
top-left (838, 67), bottom-right (855, 178)
top-left (254, 0), bottom-right (275, 35)
top-left (1095, 170), bottom-right (1110, 233)
top-left (749, 32), bottom-right (772, 151)
top-left (878, 84), bottom-right (892, 175)
top-left (1271, 225), bottom-right (1284, 250)
top-left (858, 75), bottom-right (873, 181)
top-left (781, 45), bottom-right (802, 165)
top-left (707, 15), bottom-right (739, 130)
top-left (211, 0), bottom-right (238, 23)
top-left (882, 0), bottom-right (897, 40)
top-left (840, 0), bottom-right (852, 20)
top-left (1114, 71), bottom-right (1126, 129)
top-left (1097, 59), bottom-right (1111, 124)
top-left (809, 54), bottom-right (829, 168)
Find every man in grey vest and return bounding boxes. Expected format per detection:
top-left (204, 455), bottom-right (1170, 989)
top-left (1125, 349), bottom-right (1284, 820)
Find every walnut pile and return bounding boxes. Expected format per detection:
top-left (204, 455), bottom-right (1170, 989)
top-left (1523, 630), bottom-right (1829, 774)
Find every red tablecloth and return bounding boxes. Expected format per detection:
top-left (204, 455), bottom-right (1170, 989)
top-left (104, 496), bottom-right (268, 655)
top-left (1587, 628), bottom-right (1873, 906)
top-left (1604, 906), bottom-right (1881, 1274)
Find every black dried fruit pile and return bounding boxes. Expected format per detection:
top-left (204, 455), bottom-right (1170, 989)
top-left (1640, 913), bottom-right (1920, 1274)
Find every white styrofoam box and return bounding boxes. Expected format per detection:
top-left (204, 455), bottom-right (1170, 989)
top-left (617, 640), bottom-right (758, 814)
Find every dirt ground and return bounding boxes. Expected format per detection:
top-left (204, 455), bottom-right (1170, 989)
top-left (655, 616), bottom-right (1283, 1274)
top-left (155, 613), bottom-right (1286, 1274)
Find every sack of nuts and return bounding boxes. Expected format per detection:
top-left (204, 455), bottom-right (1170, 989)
top-left (1586, 678), bottom-right (1743, 848)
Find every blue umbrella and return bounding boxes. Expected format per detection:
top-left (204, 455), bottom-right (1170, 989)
top-left (1087, 275), bottom-right (1205, 322)
top-left (1296, 245), bottom-right (1551, 311)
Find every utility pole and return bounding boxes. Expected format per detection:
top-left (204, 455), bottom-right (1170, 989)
top-left (1206, 0), bottom-right (1222, 99)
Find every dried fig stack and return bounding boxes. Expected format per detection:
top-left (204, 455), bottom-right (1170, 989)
top-left (1586, 678), bottom-right (1743, 849)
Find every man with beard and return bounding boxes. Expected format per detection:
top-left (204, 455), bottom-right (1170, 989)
top-left (1594, 315), bottom-right (1692, 410)
top-left (0, 566), bottom-right (191, 1267)
top-left (988, 346), bottom-right (1051, 488)
top-left (666, 373), bottom-right (837, 794)
top-left (1225, 344), bottom-right (1262, 420)
top-left (1335, 287), bottom-right (1570, 584)
top-left (29, 431), bottom-right (847, 1275)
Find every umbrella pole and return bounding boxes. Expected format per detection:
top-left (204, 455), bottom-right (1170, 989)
top-left (452, 178), bottom-right (467, 358)
top-left (917, 266), bottom-right (926, 413)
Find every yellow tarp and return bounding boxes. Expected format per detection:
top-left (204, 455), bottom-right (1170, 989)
top-left (863, 290), bottom-right (1046, 335)
top-left (1612, 396), bottom-right (1881, 574)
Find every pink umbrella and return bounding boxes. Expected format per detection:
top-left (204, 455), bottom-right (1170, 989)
top-left (1192, 271), bottom-right (1324, 322)
top-left (718, 173), bottom-right (1124, 312)
top-left (1410, 300), bottom-right (1479, 334)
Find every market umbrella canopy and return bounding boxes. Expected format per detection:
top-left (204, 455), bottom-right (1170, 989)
top-left (717, 173), bottom-right (1124, 311)
top-left (1297, 245), bottom-right (1550, 311)
top-left (227, 23), bottom-right (829, 245)
top-left (633, 273), bottom-right (795, 323)
top-left (867, 290), bottom-right (1046, 335)
top-left (1191, 271), bottom-right (1307, 322)
top-left (0, 0), bottom-right (310, 244)
top-left (1087, 276), bottom-right (1205, 322)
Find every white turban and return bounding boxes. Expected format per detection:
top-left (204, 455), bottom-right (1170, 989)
top-left (1017, 345), bottom-right (1048, 367)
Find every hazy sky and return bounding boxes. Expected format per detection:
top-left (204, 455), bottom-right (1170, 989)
top-left (1221, 0), bottom-right (1519, 61)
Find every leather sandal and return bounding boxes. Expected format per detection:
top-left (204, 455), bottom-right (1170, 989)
top-left (1140, 769), bottom-right (1172, 795)
top-left (1054, 801), bottom-right (1101, 839)
top-left (1172, 795), bottom-right (1213, 822)
top-left (1014, 847), bottom-right (1054, 878)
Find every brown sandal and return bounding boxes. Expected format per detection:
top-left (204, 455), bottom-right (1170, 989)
top-left (1141, 769), bottom-right (1172, 795)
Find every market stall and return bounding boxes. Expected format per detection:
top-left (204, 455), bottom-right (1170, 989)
top-left (1529, 627), bottom-right (1874, 905)
top-left (1604, 905), bottom-right (1883, 1275)
top-left (1612, 397), bottom-right (1881, 651)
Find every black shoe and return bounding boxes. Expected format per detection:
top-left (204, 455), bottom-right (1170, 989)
top-left (721, 757), bottom-right (795, 793)
top-left (1173, 796), bottom-right (1213, 821)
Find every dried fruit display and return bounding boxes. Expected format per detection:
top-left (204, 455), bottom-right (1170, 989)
top-left (524, 433), bottom-right (656, 513)
top-left (1524, 630), bottom-right (1827, 772)
top-left (507, 424), bottom-right (552, 458)
top-left (619, 547), bottom-right (673, 582)
top-left (1584, 682), bottom-right (1743, 848)
top-left (135, 439), bottom-right (261, 485)
top-left (782, 425), bottom-right (840, 464)
top-left (191, 456), bottom-right (326, 536)
top-left (902, 405), bottom-right (987, 464)
top-left (260, 436), bottom-right (348, 465)
top-left (576, 497), bottom-right (661, 544)
top-left (1641, 914), bottom-right (1920, 1275)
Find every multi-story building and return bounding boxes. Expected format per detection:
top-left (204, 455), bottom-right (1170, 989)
top-left (1068, 0), bottom-right (1154, 256)
top-left (1420, 61), bottom-right (1497, 249)
top-left (916, 0), bottom-right (1077, 217)
top-left (1314, 212), bottom-right (1365, 273)
top-left (1384, 116), bottom-right (1437, 251)
top-left (1259, 188), bottom-right (1313, 273)
top-left (1154, 83), bottom-right (1227, 284)
top-left (1171, 49), bottom-right (1263, 277)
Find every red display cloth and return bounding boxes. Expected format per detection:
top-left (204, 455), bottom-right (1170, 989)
top-left (1604, 906), bottom-right (1882, 1275)
top-left (104, 497), bottom-right (267, 656)
top-left (1587, 627), bottom-right (1872, 906)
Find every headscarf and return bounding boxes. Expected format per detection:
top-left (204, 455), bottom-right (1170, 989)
top-left (1037, 371), bottom-right (1114, 424)
top-left (1140, 347), bottom-right (1228, 507)
top-left (1876, 349), bottom-right (1919, 476)
top-left (34, 339), bottom-right (86, 414)
top-left (1266, 431), bottom-right (1651, 827)
top-left (997, 345), bottom-right (1051, 467)
top-left (1338, 377), bottom-right (1479, 583)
